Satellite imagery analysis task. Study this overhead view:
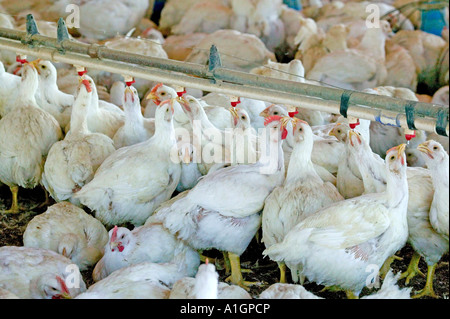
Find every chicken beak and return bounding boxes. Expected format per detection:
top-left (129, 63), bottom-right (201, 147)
top-left (348, 130), bottom-right (361, 147)
top-left (61, 247), bottom-right (68, 258)
top-left (179, 97), bottom-right (191, 113)
top-left (28, 59), bottom-right (40, 69)
top-left (397, 143), bottom-right (406, 155)
top-left (182, 149), bottom-right (191, 164)
top-left (397, 143), bottom-right (406, 165)
top-left (145, 92), bottom-right (157, 100)
top-left (229, 107), bottom-right (239, 126)
top-left (417, 142), bottom-right (433, 159)
top-left (259, 105), bottom-right (272, 117)
top-left (124, 86), bottom-right (134, 103)
top-left (110, 241), bottom-right (118, 250)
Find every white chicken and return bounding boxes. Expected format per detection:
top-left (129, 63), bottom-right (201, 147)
top-left (92, 222), bottom-right (200, 282)
top-left (49, 0), bottom-right (149, 41)
top-left (264, 143), bottom-right (410, 298)
top-left (74, 98), bottom-right (181, 227)
top-left (0, 61), bottom-right (63, 213)
top-left (162, 33), bottom-right (209, 61)
top-left (262, 118), bottom-right (344, 284)
top-left (153, 115), bottom-right (288, 289)
top-left (200, 92), bottom-right (266, 129)
top-left (33, 59), bottom-right (73, 130)
top-left (143, 83), bottom-right (191, 131)
top-left (259, 104), bottom-right (340, 185)
top-left (306, 21), bottom-right (392, 90)
top-left (169, 259), bottom-right (252, 299)
top-left (178, 95), bottom-right (232, 175)
top-left (229, 107), bottom-right (259, 165)
top-left (113, 85), bottom-right (155, 149)
top-left (346, 131), bottom-right (448, 299)
top-left (258, 282), bottom-right (322, 299)
top-left (185, 29), bottom-right (276, 72)
top-left (68, 74), bottom-right (124, 139)
top-left (0, 246), bottom-right (86, 299)
top-left (23, 201), bottom-right (109, 271)
top-left (0, 60), bottom-right (21, 118)
top-left (41, 78), bottom-right (115, 205)
top-left (329, 123), bottom-right (364, 199)
top-left (76, 262), bottom-right (185, 299)
top-left (250, 59), bottom-right (332, 126)
top-left (158, 0), bottom-right (212, 33)
top-left (171, 0), bottom-right (232, 35)
top-left (390, 30), bottom-right (447, 93)
top-left (418, 140), bottom-right (449, 240)
top-left (230, 0), bottom-right (285, 52)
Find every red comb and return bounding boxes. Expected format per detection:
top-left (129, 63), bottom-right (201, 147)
top-left (264, 115), bottom-right (283, 126)
top-left (150, 83), bottom-right (163, 94)
top-left (110, 225), bottom-right (118, 243)
top-left (56, 276), bottom-right (69, 295)
top-left (125, 79), bottom-right (135, 86)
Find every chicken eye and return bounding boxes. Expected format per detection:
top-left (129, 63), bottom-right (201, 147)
top-left (433, 146), bottom-right (438, 150)
top-left (299, 127), bottom-right (303, 132)
top-left (241, 116), bottom-right (246, 120)
top-left (273, 112), bottom-right (279, 115)
top-left (390, 155), bottom-right (395, 161)
top-left (161, 92), bottom-right (166, 96)
top-left (337, 129), bottom-right (341, 134)
top-left (41, 65), bottom-right (46, 69)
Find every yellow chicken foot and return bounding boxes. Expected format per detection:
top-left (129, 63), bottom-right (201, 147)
top-left (1, 186), bottom-right (21, 214)
top-left (224, 252), bottom-right (259, 291)
top-left (400, 252), bottom-right (425, 284)
top-left (379, 254), bottom-right (402, 279)
top-left (34, 187), bottom-right (52, 209)
top-left (412, 264), bottom-right (439, 299)
top-left (320, 285), bottom-right (345, 293)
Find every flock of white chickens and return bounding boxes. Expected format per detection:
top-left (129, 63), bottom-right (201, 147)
top-left (0, 0), bottom-right (448, 301)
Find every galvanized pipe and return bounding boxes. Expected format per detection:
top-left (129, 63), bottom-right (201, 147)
top-left (0, 26), bottom-right (447, 119)
top-left (0, 27), bottom-right (448, 136)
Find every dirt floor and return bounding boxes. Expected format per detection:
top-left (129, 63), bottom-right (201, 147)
top-left (0, 185), bottom-right (448, 299)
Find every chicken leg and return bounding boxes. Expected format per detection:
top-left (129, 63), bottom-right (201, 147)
top-left (225, 252), bottom-right (259, 291)
top-left (1, 186), bottom-right (20, 214)
top-left (412, 264), bottom-right (439, 299)
top-left (379, 254), bottom-right (403, 279)
top-left (278, 262), bottom-right (287, 283)
top-left (400, 252), bottom-right (425, 284)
